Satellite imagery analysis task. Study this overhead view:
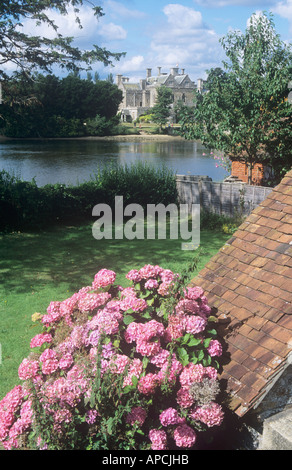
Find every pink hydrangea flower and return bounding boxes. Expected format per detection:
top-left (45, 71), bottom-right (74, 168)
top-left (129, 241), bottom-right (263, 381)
top-left (207, 340), bottom-right (223, 357)
top-left (175, 299), bottom-right (200, 315)
top-left (150, 349), bottom-right (170, 368)
top-left (184, 286), bottom-right (204, 300)
top-left (126, 407), bottom-right (147, 426)
top-left (138, 373), bottom-right (160, 395)
top-left (139, 264), bottom-right (162, 279)
top-left (184, 315), bottom-right (206, 335)
top-left (179, 363), bottom-right (205, 389)
top-left (149, 429), bottom-right (168, 450)
top-left (176, 387), bottom-right (194, 409)
top-left (190, 402), bottom-right (224, 427)
top-left (123, 358), bottom-right (143, 386)
top-left (173, 424), bottom-right (196, 448)
top-left (120, 295), bottom-right (147, 312)
top-left (30, 333), bottom-right (53, 349)
top-left (78, 292), bottom-right (111, 313)
top-left (109, 354), bottom-right (130, 375)
top-left (164, 314), bottom-right (185, 342)
top-left (58, 353), bottom-right (74, 370)
top-left (92, 269), bottom-right (116, 289)
top-left (85, 409), bottom-right (99, 424)
top-left (39, 348), bottom-right (58, 362)
top-left (126, 269), bottom-right (142, 283)
top-left (205, 366), bottom-right (218, 381)
top-left (18, 359), bottom-right (39, 381)
top-left (41, 358), bottom-right (59, 375)
top-left (136, 339), bottom-right (161, 357)
top-left (159, 408), bottom-right (185, 427)
top-left (145, 278), bottom-right (159, 290)
top-left (0, 385), bottom-right (24, 441)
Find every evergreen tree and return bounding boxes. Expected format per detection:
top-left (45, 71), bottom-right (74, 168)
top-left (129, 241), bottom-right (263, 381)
top-left (152, 86), bottom-right (173, 130)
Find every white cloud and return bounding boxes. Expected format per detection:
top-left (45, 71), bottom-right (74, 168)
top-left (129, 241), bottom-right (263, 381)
top-left (148, 3), bottom-right (223, 80)
top-left (194, 0), bottom-right (275, 6)
top-left (273, 0), bottom-right (292, 32)
top-left (163, 4), bottom-right (203, 29)
top-left (116, 55), bottom-right (145, 73)
top-left (19, 5), bottom-right (127, 46)
top-left (104, 1), bottom-right (147, 20)
top-left (98, 22), bottom-right (127, 40)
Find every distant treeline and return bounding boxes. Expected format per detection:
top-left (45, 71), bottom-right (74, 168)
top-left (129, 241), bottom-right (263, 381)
top-left (0, 74), bottom-right (138, 138)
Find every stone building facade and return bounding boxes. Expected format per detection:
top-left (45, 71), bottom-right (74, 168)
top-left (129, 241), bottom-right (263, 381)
top-left (116, 66), bottom-right (200, 122)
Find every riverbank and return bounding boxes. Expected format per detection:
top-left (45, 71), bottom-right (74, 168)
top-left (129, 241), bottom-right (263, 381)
top-left (0, 133), bottom-right (187, 143)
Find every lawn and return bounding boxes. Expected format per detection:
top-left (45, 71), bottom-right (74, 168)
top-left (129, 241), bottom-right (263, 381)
top-left (0, 221), bottom-right (231, 400)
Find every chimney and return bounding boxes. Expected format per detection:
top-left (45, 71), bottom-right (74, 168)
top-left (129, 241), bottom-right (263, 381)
top-left (116, 74), bottom-right (122, 85)
top-left (181, 68), bottom-right (185, 75)
top-left (171, 67), bottom-right (179, 76)
top-left (158, 66), bottom-right (162, 76)
top-left (146, 68), bottom-right (152, 78)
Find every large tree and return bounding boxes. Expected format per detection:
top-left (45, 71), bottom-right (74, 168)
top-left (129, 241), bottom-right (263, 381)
top-left (179, 12), bottom-right (292, 184)
top-left (0, 73), bottom-right (123, 137)
top-left (151, 86), bottom-right (173, 130)
top-left (0, 1), bottom-right (124, 82)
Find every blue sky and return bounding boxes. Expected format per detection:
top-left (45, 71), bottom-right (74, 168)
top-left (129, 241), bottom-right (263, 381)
top-left (14, 0), bottom-right (292, 83)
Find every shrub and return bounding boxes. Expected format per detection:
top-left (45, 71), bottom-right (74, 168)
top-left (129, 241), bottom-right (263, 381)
top-left (93, 162), bottom-right (177, 209)
top-left (0, 163), bottom-right (177, 232)
top-left (0, 264), bottom-right (224, 450)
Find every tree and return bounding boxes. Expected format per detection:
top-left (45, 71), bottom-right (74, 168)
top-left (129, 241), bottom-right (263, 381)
top-left (0, 1), bottom-right (124, 84)
top-left (151, 86), bottom-right (173, 130)
top-left (0, 73), bottom-right (123, 137)
top-left (179, 12), bottom-right (292, 184)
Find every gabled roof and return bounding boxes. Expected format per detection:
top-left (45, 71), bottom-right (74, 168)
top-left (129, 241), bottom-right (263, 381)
top-left (190, 169), bottom-right (292, 417)
top-left (123, 83), bottom-right (141, 90)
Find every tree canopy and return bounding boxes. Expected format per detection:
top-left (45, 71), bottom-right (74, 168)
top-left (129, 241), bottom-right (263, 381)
top-left (0, 73), bottom-right (123, 137)
top-left (179, 12), bottom-right (292, 185)
top-left (0, 1), bottom-right (124, 81)
top-left (151, 86), bottom-right (173, 129)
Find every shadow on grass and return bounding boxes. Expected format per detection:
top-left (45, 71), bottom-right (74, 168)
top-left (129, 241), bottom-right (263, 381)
top-left (0, 223), bottom-right (229, 297)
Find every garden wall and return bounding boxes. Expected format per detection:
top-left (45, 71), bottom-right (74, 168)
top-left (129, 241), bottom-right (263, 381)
top-left (176, 175), bottom-right (273, 217)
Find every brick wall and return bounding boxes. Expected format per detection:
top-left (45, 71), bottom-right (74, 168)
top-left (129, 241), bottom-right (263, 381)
top-left (231, 160), bottom-right (266, 185)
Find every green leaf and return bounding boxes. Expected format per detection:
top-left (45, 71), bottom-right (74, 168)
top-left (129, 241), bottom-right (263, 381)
top-left (188, 337), bottom-right (202, 347)
top-left (203, 337), bottom-right (212, 348)
top-left (197, 350), bottom-right (204, 362)
top-left (123, 315), bottom-right (136, 325)
top-left (181, 333), bottom-right (191, 344)
top-left (177, 347), bottom-right (189, 366)
top-left (190, 354), bottom-right (198, 364)
top-left (208, 316), bottom-right (218, 323)
top-left (131, 375), bottom-right (138, 387)
top-left (207, 329), bottom-right (217, 336)
top-left (122, 385), bottom-right (135, 395)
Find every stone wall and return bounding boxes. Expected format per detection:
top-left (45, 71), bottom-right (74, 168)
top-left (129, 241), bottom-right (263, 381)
top-left (176, 175), bottom-right (273, 217)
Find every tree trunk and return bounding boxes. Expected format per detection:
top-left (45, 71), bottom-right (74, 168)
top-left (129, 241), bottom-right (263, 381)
top-left (247, 162), bottom-right (252, 185)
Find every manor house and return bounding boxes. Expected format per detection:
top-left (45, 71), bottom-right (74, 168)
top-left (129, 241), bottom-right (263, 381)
top-left (116, 66), bottom-right (204, 122)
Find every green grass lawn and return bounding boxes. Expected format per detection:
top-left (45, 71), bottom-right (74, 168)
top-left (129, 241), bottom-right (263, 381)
top-left (0, 222), bottom-right (231, 400)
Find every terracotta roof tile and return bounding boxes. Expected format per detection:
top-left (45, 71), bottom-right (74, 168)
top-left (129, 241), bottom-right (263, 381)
top-left (191, 169), bottom-right (292, 417)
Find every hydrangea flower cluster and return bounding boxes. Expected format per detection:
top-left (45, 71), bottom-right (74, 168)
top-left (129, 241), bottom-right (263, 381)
top-left (0, 265), bottom-right (224, 450)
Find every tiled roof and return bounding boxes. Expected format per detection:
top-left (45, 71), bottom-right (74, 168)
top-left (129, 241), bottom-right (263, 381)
top-left (190, 169), bottom-right (292, 417)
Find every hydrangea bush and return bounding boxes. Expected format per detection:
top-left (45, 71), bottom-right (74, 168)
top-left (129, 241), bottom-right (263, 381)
top-left (0, 265), bottom-right (224, 450)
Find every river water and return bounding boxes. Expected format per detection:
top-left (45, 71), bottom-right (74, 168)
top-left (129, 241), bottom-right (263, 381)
top-left (0, 138), bottom-right (229, 187)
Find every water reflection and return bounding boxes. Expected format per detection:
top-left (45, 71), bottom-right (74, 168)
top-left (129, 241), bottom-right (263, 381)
top-left (0, 139), bottom-right (229, 187)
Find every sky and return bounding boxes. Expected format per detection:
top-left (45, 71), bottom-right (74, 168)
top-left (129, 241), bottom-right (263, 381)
top-left (13, 0), bottom-right (292, 83)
